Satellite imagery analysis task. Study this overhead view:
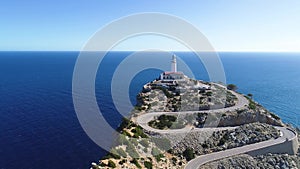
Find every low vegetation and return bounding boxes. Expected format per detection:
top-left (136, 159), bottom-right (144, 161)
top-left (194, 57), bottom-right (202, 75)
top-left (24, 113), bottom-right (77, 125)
top-left (151, 86), bottom-right (174, 98)
top-left (148, 115), bottom-right (182, 130)
top-left (107, 160), bottom-right (116, 168)
top-left (117, 118), bottom-right (137, 131)
top-left (172, 123), bottom-right (280, 157)
top-left (131, 126), bottom-right (148, 138)
top-left (246, 96), bottom-right (257, 110)
top-left (183, 148), bottom-right (195, 161)
top-left (130, 158), bottom-right (142, 168)
top-left (227, 84), bottom-right (238, 91)
top-left (96, 117), bottom-right (186, 169)
top-left (144, 161), bottom-right (153, 169)
top-left (95, 77), bottom-right (286, 169)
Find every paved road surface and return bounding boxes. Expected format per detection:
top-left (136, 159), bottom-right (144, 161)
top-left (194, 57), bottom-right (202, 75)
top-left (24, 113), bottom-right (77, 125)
top-left (135, 86), bottom-right (297, 169)
top-left (185, 127), bottom-right (296, 169)
top-left (136, 89), bottom-right (248, 134)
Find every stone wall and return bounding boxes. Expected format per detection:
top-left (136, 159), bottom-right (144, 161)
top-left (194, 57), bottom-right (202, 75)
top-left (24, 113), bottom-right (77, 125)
top-left (247, 128), bottom-right (298, 156)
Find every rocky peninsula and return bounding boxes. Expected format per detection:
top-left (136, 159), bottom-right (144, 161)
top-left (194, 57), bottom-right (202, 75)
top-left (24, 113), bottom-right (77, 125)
top-left (91, 56), bottom-right (299, 169)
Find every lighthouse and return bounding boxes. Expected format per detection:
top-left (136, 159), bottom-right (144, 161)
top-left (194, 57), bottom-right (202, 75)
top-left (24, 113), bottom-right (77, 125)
top-left (159, 54), bottom-right (184, 81)
top-left (171, 54), bottom-right (177, 72)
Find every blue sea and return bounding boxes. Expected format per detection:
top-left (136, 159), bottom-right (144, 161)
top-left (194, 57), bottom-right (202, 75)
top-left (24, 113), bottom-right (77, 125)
top-left (0, 51), bottom-right (300, 169)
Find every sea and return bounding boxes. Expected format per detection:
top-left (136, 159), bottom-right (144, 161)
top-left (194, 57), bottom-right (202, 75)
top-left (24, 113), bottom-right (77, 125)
top-left (0, 51), bottom-right (299, 169)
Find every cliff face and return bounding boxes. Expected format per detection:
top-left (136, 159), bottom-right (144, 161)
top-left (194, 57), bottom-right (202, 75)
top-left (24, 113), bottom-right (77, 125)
top-left (168, 123), bottom-right (280, 155)
top-left (136, 78), bottom-right (283, 128)
top-left (200, 153), bottom-right (300, 169)
top-left (92, 77), bottom-right (294, 169)
top-left (200, 129), bottom-right (300, 169)
top-left (217, 107), bottom-right (284, 127)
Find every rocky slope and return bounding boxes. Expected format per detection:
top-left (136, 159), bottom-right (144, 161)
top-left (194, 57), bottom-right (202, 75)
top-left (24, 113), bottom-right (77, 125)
top-left (217, 105), bottom-right (284, 127)
top-left (135, 78), bottom-right (284, 128)
top-left (91, 76), bottom-right (297, 169)
top-left (170, 123), bottom-right (280, 155)
top-left (200, 129), bottom-right (300, 169)
top-left (200, 153), bottom-right (300, 169)
top-left (136, 79), bottom-right (237, 112)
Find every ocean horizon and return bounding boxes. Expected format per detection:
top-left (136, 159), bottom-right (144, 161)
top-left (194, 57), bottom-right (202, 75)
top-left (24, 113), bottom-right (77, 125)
top-left (1, 51), bottom-right (300, 169)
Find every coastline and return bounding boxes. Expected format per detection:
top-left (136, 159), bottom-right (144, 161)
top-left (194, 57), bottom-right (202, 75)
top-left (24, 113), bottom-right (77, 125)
top-left (92, 74), bottom-right (299, 169)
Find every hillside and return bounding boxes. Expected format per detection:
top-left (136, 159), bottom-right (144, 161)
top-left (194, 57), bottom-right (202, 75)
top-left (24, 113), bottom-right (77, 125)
top-left (91, 76), bottom-right (298, 169)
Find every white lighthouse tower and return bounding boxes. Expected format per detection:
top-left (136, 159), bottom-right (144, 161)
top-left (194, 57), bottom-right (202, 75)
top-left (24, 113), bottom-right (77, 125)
top-left (159, 54), bottom-right (184, 81)
top-left (171, 54), bottom-right (177, 72)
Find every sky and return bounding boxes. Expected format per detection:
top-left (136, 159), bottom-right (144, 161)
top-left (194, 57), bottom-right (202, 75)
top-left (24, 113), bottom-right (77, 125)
top-left (1, 0), bottom-right (300, 51)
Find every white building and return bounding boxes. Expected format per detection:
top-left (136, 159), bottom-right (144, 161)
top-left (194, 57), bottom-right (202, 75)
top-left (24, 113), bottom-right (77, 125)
top-left (160, 54), bottom-right (185, 81)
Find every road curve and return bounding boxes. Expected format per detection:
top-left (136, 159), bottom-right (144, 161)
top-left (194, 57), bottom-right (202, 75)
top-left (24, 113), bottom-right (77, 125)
top-left (136, 89), bottom-right (249, 134)
top-left (184, 127), bottom-right (297, 169)
top-left (135, 88), bottom-right (297, 169)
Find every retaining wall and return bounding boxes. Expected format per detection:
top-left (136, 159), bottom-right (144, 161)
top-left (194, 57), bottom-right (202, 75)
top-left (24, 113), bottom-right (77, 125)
top-left (247, 128), bottom-right (298, 156)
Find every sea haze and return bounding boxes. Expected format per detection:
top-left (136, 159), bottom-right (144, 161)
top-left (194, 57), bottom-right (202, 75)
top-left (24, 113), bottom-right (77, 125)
top-left (0, 51), bottom-right (299, 169)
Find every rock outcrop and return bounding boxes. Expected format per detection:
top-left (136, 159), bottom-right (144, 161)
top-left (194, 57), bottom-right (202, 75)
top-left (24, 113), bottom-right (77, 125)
top-left (171, 123), bottom-right (280, 155)
top-left (218, 106), bottom-right (284, 127)
top-left (200, 153), bottom-right (300, 169)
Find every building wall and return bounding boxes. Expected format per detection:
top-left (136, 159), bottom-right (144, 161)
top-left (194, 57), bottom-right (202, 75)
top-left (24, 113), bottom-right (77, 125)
top-left (163, 74), bottom-right (184, 80)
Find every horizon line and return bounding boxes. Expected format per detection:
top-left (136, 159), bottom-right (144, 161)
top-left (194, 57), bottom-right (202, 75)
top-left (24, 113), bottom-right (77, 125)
top-left (1, 50), bottom-right (300, 53)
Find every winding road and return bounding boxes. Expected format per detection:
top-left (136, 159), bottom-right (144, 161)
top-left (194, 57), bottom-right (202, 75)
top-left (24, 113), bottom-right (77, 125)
top-left (136, 88), bottom-right (249, 134)
top-left (185, 127), bottom-right (297, 169)
top-left (135, 87), bottom-right (298, 168)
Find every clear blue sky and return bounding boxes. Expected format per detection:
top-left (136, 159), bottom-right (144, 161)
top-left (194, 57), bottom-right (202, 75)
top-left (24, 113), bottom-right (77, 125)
top-left (1, 0), bottom-right (300, 51)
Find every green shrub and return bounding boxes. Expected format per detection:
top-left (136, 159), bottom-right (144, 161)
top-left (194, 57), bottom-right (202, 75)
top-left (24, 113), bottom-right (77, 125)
top-left (202, 143), bottom-right (208, 149)
top-left (118, 159), bottom-right (126, 165)
top-left (130, 158), bottom-right (141, 169)
top-left (249, 102), bottom-right (256, 110)
top-left (206, 91), bottom-right (213, 96)
top-left (148, 115), bottom-right (177, 130)
top-left (218, 133), bottom-right (230, 146)
top-left (227, 84), bottom-right (237, 91)
top-left (99, 162), bottom-right (106, 167)
top-left (101, 150), bottom-right (120, 160)
top-left (118, 118), bottom-right (131, 131)
top-left (122, 130), bottom-right (132, 137)
top-left (118, 160), bottom-right (124, 165)
top-left (135, 106), bottom-right (143, 111)
top-left (119, 118), bottom-right (137, 129)
top-left (171, 157), bottom-right (177, 165)
top-left (154, 154), bottom-right (164, 162)
top-left (183, 148), bottom-right (195, 161)
top-left (132, 126), bottom-right (148, 138)
top-left (167, 149), bottom-right (173, 154)
top-left (144, 161), bottom-right (153, 169)
top-left (107, 160), bottom-right (116, 168)
top-left (110, 148), bottom-right (121, 159)
top-left (270, 113), bottom-right (280, 120)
